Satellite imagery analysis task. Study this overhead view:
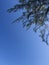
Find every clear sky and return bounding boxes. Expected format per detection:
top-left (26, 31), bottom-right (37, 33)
top-left (0, 0), bottom-right (49, 65)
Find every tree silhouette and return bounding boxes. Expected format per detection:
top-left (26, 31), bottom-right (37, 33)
top-left (7, 0), bottom-right (49, 45)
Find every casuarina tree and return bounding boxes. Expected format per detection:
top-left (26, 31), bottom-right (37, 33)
top-left (7, 0), bottom-right (49, 45)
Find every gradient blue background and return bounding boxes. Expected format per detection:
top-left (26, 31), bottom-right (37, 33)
top-left (0, 0), bottom-right (49, 65)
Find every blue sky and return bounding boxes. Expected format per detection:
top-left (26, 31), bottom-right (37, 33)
top-left (0, 0), bottom-right (49, 65)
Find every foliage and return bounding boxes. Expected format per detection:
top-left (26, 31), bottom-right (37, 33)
top-left (7, 0), bottom-right (49, 45)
